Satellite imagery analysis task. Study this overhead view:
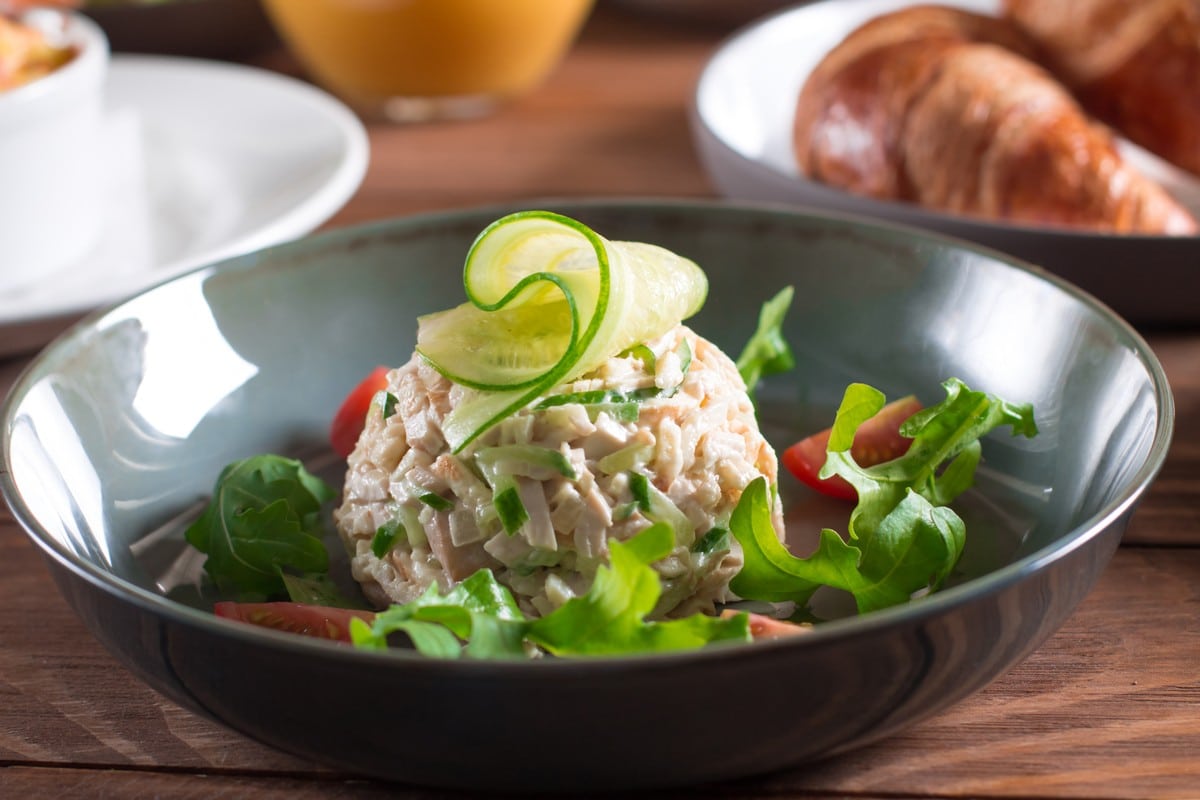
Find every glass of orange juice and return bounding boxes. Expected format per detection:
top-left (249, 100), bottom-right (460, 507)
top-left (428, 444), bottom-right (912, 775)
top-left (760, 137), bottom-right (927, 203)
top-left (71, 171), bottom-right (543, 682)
top-left (261, 0), bottom-right (594, 122)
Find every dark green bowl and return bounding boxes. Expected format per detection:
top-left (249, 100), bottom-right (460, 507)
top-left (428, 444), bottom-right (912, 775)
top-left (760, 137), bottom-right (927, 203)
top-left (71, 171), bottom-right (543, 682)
top-left (0, 200), bottom-right (1172, 791)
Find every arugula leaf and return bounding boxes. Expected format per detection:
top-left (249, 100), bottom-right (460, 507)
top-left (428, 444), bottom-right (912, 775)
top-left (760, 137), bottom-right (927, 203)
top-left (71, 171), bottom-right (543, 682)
top-left (280, 571), bottom-right (362, 609)
top-left (350, 524), bottom-right (750, 659)
top-left (735, 286), bottom-right (795, 400)
top-left (731, 379), bottom-right (1036, 613)
top-left (825, 378), bottom-right (1037, 516)
top-left (184, 455), bottom-right (336, 600)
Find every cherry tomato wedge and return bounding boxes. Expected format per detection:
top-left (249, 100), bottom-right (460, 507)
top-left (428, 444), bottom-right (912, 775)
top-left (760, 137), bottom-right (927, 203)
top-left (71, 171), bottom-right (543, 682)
top-left (782, 395), bottom-right (923, 501)
top-left (721, 609), bottom-right (810, 639)
top-left (330, 366), bottom-right (390, 458)
top-left (214, 601), bottom-right (377, 643)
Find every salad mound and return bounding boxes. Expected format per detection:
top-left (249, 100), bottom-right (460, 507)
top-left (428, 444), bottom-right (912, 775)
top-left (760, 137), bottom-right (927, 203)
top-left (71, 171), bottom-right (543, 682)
top-left (336, 323), bottom-right (784, 620)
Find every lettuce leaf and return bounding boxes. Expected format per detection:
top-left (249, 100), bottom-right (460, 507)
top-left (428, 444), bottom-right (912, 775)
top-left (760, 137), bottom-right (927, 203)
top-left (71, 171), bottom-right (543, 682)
top-left (351, 569), bottom-right (529, 659)
top-left (731, 379), bottom-right (1036, 613)
top-left (350, 523), bottom-right (750, 658)
top-left (529, 523), bottom-right (748, 655)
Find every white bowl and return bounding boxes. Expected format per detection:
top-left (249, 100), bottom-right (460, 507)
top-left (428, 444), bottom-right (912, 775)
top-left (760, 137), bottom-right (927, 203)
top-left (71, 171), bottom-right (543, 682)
top-left (0, 10), bottom-right (109, 293)
top-left (688, 0), bottom-right (1200, 325)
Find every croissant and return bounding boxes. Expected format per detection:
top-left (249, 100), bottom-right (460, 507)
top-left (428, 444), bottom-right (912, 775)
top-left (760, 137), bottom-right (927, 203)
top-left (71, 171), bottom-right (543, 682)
top-left (1004, 0), bottom-right (1200, 178)
top-left (792, 5), bottom-right (1198, 235)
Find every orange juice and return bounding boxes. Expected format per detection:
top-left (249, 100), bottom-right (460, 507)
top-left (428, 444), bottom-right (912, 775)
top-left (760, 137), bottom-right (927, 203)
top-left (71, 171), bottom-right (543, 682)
top-left (262, 0), bottom-right (593, 120)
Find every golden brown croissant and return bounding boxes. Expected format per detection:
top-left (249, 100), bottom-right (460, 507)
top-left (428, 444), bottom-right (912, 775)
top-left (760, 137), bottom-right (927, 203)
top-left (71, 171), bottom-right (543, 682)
top-left (792, 5), bottom-right (1198, 235)
top-left (1004, 0), bottom-right (1200, 178)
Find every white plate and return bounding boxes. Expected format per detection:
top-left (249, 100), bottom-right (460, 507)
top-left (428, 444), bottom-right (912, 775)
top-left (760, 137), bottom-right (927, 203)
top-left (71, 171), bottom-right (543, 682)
top-left (689, 0), bottom-right (1200, 325)
top-left (0, 55), bottom-right (369, 355)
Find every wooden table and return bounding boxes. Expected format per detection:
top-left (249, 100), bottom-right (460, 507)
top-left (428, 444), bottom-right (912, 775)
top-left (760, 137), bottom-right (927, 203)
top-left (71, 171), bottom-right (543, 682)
top-left (3, 6), bottom-right (1198, 798)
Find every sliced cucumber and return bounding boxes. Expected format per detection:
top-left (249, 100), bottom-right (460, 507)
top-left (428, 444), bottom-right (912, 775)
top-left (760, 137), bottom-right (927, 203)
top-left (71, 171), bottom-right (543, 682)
top-left (493, 476), bottom-right (529, 536)
top-left (596, 442), bottom-right (653, 475)
top-left (416, 211), bottom-right (707, 451)
top-left (628, 470), bottom-right (694, 547)
top-left (475, 444), bottom-right (576, 537)
top-left (475, 444), bottom-right (578, 481)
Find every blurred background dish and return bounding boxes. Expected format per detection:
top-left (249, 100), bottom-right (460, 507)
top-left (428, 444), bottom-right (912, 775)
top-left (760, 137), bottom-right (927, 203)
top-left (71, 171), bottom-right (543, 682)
top-left (690, 0), bottom-right (1200, 325)
top-left (605, 0), bottom-right (800, 28)
top-left (260, 0), bottom-right (594, 122)
top-left (81, 0), bottom-right (277, 59)
top-left (0, 54), bottom-right (368, 357)
top-left (0, 9), bottom-right (108, 294)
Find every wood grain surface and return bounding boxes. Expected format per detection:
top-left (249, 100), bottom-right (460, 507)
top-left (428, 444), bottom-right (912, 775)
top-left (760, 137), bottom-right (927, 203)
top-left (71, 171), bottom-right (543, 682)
top-left (2, 5), bottom-right (1198, 798)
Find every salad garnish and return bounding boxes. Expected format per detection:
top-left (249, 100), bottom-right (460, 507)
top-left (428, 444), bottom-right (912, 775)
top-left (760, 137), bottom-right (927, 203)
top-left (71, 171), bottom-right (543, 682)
top-left (735, 285), bottom-right (795, 402)
top-left (350, 524), bottom-right (750, 659)
top-left (184, 455), bottom-right (336, 601)
top-left (414, 210), bottom-right (708, 451)
top-left (732, 380), bottom-right (1037, 612)
top-left (186, 373), bottom-right (1035, 655)
top-left (179, 213), bottom-right (1040, 659)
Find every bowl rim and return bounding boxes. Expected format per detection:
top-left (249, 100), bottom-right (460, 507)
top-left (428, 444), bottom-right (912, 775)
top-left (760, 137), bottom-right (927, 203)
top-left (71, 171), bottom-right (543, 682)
top-left (0, 197), bottom-right (1176, 674)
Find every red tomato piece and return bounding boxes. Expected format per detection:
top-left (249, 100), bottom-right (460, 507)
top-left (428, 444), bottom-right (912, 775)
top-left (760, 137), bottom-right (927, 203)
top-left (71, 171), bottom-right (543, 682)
top-left (214, 601), bottom-right (376, 643)
top-left (722, 609), bottom-right (811, 639)
top-left (330, 366), bottom-right (390, 458)
top-left (782, 394), bottom-right (923, 501)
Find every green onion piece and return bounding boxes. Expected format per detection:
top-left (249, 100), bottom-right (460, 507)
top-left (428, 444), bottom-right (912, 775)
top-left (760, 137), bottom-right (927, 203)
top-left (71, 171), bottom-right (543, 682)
top-left (623, 343), bottom-right (657, 372)
top-left (660, 338), bottom-right (693, 398)
top-left (536, 386), bottom-right (659, 409)
top-left (395, 504), bottom-right (426, 549)
top-left (629, 471), bottom-right (652, 514)
top-left (419, 493), bottom-right (454, 511)
top-left (494, 479), bottom-right (529, 536)
top-left (371, 520), bottom-right (406, 558)
top-left (677, 338), bottom-right (693, 375)
top-left (692, 526), bottom-right (728, 555)
top-left (627, 470), bottom-right (694, 546)
top-left (373, 390), bottom-right (399, 420)
top-left (536, 387), bottom-right (658, 424)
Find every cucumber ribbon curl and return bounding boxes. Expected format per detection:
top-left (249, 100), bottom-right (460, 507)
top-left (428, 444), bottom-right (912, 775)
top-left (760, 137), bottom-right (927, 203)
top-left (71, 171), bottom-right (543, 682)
top-left (416, 211), bottom-right (708, 452)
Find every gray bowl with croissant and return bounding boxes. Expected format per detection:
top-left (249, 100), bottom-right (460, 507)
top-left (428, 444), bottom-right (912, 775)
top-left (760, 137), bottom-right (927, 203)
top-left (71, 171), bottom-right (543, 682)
top-left (692, 0), bottom-right (1200, 325)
